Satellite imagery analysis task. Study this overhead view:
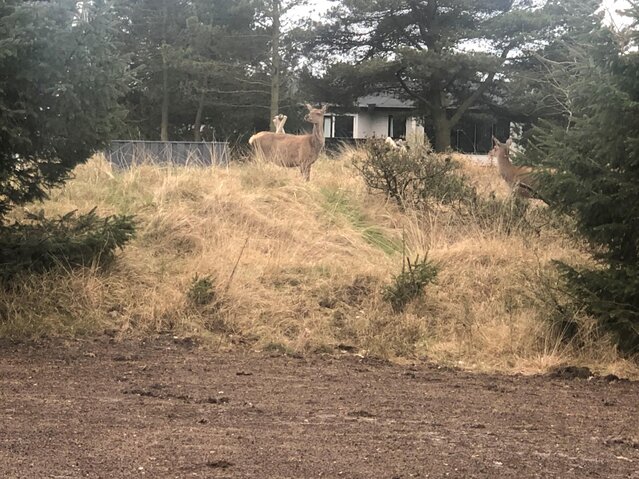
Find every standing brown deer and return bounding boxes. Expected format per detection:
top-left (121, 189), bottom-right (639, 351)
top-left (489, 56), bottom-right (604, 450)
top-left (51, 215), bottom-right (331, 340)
top-left (491, 136), bottom-right (541, 199)
top-left (249, 104), bottom-right (327, 181)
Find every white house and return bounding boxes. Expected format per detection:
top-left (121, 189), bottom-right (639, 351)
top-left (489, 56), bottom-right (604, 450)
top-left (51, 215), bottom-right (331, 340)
top-left (323, 94), bottom-right (424, 141)
top-left (323, 93), bottom-right (512, 153)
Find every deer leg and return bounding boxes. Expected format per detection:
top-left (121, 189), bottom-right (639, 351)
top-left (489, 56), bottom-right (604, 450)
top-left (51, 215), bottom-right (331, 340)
top-left (299, 150), bottom-right (311, 181)
top-left (300, 162), bottom-right (311, 181)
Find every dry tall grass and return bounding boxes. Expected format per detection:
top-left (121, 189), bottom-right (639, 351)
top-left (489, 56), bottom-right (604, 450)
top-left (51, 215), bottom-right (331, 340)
top-left (2, 149), bottom-right (637, 378)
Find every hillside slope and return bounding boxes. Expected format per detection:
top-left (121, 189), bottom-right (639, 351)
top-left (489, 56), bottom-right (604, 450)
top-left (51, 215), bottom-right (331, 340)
top-left (1, 151), bottom-right (636, 377)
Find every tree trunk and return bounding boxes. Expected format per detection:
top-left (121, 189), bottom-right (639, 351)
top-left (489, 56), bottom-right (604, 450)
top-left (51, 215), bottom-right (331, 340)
top-left (160, 58), bottom-right (169, 142)
top-left (160, 2), bottom-right (169, 142)
top-left (433, 110), bottom-right (451, 152)
top-left (194, 90), bottom-right (205, 141)
top-left (269, 0), bottom-right (281, 131)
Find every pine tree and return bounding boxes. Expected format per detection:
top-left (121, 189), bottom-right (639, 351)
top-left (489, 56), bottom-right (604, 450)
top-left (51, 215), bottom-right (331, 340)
top-left (525, 5), bottom-right (639, 353)
top-left (0, 0), bottom-right (128, 220)
top-left (175, 0), bottom-right (271, 140)
top-left (496, 0), bottom-right (606, 133)
top-left (0, 0), bottom-right (133, 279)
top-left (112, 0), bottom-right (190, 140)
top-left (113, 0), bottom-right (291, 141)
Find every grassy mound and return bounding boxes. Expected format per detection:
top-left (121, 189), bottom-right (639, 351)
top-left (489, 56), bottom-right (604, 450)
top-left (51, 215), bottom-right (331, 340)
top-left (1, 149), bottom-right (636, 378)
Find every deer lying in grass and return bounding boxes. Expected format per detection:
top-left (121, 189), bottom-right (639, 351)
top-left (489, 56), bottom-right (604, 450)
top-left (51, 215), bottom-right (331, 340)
top-left (249, 104), bottom-right (327, 181)
top-left (384, 136), bottom-right (408, 152)
top-left (491, 136), bottom-right (543, 200)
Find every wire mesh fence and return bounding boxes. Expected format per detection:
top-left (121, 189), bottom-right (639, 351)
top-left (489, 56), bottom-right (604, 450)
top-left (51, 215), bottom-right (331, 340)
top-left (106, 141), bottom-right (230, 168)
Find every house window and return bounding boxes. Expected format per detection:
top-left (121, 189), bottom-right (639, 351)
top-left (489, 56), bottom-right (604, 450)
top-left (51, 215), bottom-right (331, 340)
top-left (323, 115), bottom-right (334, 138)
top-left (335, 115), bottom-right (354, 138)
top-left (388, 115), bottom-right (406, 138)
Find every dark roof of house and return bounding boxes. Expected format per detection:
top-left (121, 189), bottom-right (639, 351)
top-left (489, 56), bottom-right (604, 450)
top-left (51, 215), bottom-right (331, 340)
top-left (355, 92), bottom-right (503, 112)
top-left (356, 94), bottom-right (415, 109)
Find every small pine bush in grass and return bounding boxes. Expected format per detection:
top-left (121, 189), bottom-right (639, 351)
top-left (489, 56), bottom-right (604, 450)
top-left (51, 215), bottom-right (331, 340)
top-left (187, 274), bottom-right (218, 307)
top-left (555, 263), bottom-right (639, 354)
top-left (383, 255), bottom-right (438, 313)
top-left (0, 208), bottom-right (135, 283)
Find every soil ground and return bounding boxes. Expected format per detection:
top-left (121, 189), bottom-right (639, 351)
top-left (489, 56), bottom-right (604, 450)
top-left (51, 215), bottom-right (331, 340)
top-left (1, 337), bottom-right (638, 479)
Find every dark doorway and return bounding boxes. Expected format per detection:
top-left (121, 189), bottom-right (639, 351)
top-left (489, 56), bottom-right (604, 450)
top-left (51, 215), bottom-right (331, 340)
top-left (335, 115), bottom-right (354, 138)
top-left (388, 115), bottom-right (407, 138)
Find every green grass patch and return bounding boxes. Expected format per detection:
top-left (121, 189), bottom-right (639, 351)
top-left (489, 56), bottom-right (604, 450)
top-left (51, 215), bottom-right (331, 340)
top-left (320, 187), bottom-right (401, 254)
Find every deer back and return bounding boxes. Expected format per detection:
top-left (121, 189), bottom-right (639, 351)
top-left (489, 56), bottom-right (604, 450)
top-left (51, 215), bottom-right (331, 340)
top-left (251, 132), bottom-right (315, 167)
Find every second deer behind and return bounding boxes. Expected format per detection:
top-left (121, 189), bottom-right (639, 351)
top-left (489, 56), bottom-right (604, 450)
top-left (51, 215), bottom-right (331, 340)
top-left (491, 136), bottom-right (540, 199)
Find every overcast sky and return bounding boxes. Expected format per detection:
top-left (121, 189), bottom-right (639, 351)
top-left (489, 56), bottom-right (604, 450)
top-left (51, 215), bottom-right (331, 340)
top-left (601, 0), bottom-right (633, 27)
top-left (290, 0), bottom-right (633, 27)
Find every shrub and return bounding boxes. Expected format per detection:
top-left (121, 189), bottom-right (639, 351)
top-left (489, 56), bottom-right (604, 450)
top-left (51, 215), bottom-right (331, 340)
top-left (383, 255), bottom-right (438, 313)
top-left (0, 208), bottom-right (135, 283)
top-left (354, 139), bottom-right (475, 210)
top-left (187, 274), bottom-right (218, 306)
top-left (555, 263), bottom-right (639, 354)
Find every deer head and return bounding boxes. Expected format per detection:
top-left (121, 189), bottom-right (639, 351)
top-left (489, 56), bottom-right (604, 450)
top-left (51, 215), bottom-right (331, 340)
top-left (491, 136), bottom-right (513, 159)
top-left (304, 103), bottom-right (327, 125)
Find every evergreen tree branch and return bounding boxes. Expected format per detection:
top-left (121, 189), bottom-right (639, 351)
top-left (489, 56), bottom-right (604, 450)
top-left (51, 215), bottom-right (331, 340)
top-left (449, 42), bottom-right (515, 128)
top-left (395, 67), bottom-right (433, 111)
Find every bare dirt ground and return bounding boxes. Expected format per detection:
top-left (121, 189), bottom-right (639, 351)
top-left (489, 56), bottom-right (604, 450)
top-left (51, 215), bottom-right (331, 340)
top-left (1, 337), bottom-right (638, 479)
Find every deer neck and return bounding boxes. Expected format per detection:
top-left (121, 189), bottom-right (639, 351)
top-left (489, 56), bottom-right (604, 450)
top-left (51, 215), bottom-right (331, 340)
top-left (311, 119), bottom-right (325, 150)
top-left (496, 150), bottom-right (516, 181)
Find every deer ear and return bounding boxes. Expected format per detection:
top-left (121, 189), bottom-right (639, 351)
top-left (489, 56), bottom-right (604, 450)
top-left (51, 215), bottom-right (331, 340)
top-left (505, 138), bottom-right (513, 148)
top-left (492, 136), bottom-right (500, 146)
top-left (321, 104), bottom-right (328, 113)
top-left (305, 103), bottom-right (314, 111)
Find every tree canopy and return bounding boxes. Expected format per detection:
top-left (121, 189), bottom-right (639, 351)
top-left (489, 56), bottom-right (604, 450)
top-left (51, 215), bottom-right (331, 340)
top-left (110, 0), bottom-right (312, 141)
top-left (307, 0), bottom-right (602, 151)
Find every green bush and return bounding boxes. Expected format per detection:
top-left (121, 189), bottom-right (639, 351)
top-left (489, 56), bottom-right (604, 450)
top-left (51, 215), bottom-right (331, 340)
top-left (556, 263), bottom-right (639, 354)
top-left (0, 208), bottom-right (135, 283)
top-left (0, 1), bottom-right (128, 222)
top-left (354, 140), bottom-right (475, 210)
top-left (383, 255), bottom-right (438, 313)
